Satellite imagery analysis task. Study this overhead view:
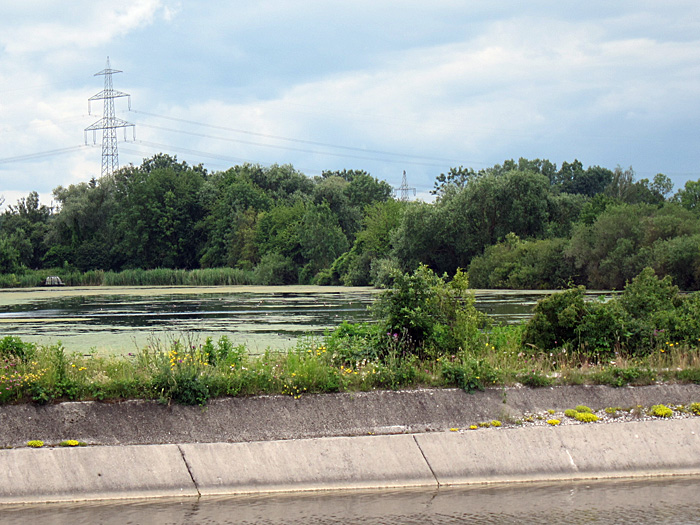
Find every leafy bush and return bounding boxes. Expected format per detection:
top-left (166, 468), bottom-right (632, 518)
top-left (517, 370), bottom-right (553, 388)
top-left (524, 268), bottom-right (700, 358)
top-left (522, 286), bottom-right (588, 352)
top-left (441, 357), bottom-right (499, 393)
top-left (373, 265), bottom-right (486, 357)
top-left (0, 336), bottom-right (36, 363)
top-left (591, 366), bottom-right (655, 387)
top-left (253, 253), bottom-right (298, 285)
top-left (575, 405), bottom-right (593, 413)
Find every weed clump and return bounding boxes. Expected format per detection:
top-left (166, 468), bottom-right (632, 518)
top-left (650, 404), bottom-right (673, 418)
top-left (574, 412), bottom-right (599, 423)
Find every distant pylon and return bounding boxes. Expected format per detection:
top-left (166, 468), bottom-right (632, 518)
top-left (84, 57), bottom-right (135, 177)
top-left (394, 170), bottom-right (416, 201)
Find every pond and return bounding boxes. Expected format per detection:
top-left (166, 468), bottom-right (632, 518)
top-left (0, 286), bottom-right (607, 355)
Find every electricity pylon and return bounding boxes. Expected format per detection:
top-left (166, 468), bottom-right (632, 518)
top-left (394, 170), bottom-right (416, 201)
top-left (84, 57), bottom-right (135, 176)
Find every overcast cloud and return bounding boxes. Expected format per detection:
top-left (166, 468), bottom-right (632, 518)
top-left (1, 1), bottom-right (699, 208)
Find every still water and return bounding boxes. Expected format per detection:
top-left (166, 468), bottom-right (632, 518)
top-left (1, 477), bottom-right (699, 524)
top-left (0, 286), bottom-right (601, 355)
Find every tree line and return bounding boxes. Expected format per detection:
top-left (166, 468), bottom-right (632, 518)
top-left (1, 154), bottom-right (699, 289)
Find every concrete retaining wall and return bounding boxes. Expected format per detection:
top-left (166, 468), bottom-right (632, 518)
top-left (1, 418), bottom-right (699, 504)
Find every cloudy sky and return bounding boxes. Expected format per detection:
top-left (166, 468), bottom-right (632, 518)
top-left (1, 1), bottom-right (699, 209)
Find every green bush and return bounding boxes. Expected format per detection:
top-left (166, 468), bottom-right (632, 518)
top-left (522, 286), bottom-right (588, 352)
top-left (373, 265), bottom-right (485, 357)
top-left (517, 370), bottom-right (553, 388)
top-left (0, 336), bottom-right (36, 363)
top-left (524, 268), bottom-right (700, 358)
top-left (441, 357), bottom-right (499, 393)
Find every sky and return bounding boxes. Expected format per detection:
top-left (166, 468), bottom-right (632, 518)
top-left (1, 1), bottom-right (700, 210)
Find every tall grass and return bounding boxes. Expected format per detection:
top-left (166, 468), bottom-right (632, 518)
top-left (0, 267), bottom-right (256, 288)
top-left (2, 330), bottom-right (699, 406)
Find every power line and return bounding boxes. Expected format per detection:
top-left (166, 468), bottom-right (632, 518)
top-left (134, 121), bottom-right (452, 168)
top-left (0, 145), bottom-right (88, 164)
top-left (129, 109), bottom-right (465, 165)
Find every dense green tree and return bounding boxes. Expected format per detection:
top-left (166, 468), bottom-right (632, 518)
top-left (334, 200), bottom-right (405, 285)
top-left (47, 176), bottom-right (117, 270)
top-left (395, 170), bottom-right (552, 275)
top-left (299, 203), bottom-right (349, 282)
top-left (199, 166), bottom-right (273, 268)
top-left (0, 191), bottom-right (52, 268)
top-left (468, 235), bottom-right (576, 289)
top-left (674, 179), bottom-right (700, 211)
top-left (567, 203), bottom-right (700, 289)
top-left (111, 156), bottom-right (207, 269)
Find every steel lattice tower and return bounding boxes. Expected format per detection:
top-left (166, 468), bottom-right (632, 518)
top-left (394, 170), bottom-right (416, 201)
top-left (84, 57), bottom-right (135, 176)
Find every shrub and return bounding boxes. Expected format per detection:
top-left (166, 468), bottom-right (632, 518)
top-left (591, 366), bottom-right (655, 388)
top-left (547, 419), bottom-right (561, 426)
top-left (0, 336), bottom-right (36, 363)
top-left (677, 368), bottom-right (700, 384)
top-left (523, 268), bottom-right (700, 358)
top-left (690, 403), bottom-right (700, 416)
top-left (564, 409), bottom-right (578, 418)
top-left (575, 405), bottom-right (593, 413)
top-left (522, 286), bottom-right (587, 351)
top-left (27, 440), bottom-right (44, 448)
top-left (441, 357), bottom-right (499, 393)
top-left (517, 370), bottom-right (553, 388)
top-left (253, 253), bottom-right (297, 285)
top-left (491, 420), bottom-right (502, 427)
top-left (373, 265), bottom-right (486, 357)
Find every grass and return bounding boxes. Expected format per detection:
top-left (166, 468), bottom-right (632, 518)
top-left (1, 330), bottom-right (700, 406)
top-left (0, 267), bottom-right (256, 288)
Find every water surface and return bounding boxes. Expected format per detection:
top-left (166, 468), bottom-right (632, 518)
top-left (0, 286), bottom-right (609, 354)
top-left (1, 477), bottom-right (698, 524)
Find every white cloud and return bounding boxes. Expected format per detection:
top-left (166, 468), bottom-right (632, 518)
top-left (0, 1), bottom-right (175, 54)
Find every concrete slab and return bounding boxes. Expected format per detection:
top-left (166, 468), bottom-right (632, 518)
top-left (179, 434), bottom-right (437, 495)
top-left (415, 418), bottom-right (700, 486)
top-left (0, 444), bottom-right (198, 504)
top-left (561, 418), bottom-right (700, 476)
top-left (415, 426), bottom-right (579, 485)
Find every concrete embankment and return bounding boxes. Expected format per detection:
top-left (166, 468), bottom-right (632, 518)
top-left (1, 385), bottom-right (699, 503)
top-left (1, 419), bottom-right (699, 504)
